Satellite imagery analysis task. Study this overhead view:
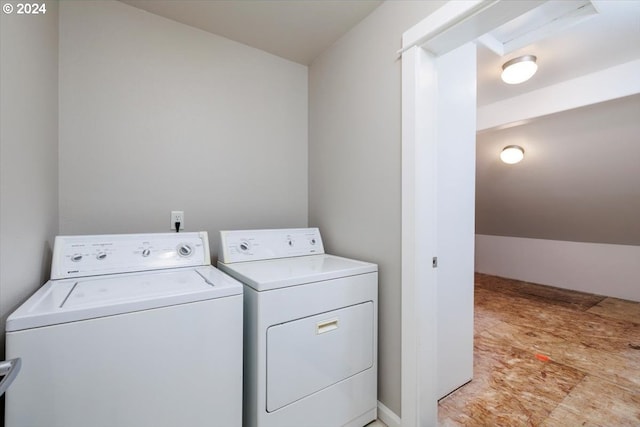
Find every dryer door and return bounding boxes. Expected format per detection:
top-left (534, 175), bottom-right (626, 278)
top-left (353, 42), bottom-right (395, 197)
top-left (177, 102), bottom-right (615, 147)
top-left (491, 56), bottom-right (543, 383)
top-left (266, 301), bottom-right (374, 412)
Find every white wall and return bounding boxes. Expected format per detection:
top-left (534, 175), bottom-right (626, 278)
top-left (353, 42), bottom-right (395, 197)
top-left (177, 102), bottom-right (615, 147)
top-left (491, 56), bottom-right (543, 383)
top-left (476, 235), bottom-right (640, 302)
top-left (308, 0), bottom-right (445, 417)
top-left (59, 0), bottom-right (308, 257)
top-left (0, 1), bottom-right (59, 355)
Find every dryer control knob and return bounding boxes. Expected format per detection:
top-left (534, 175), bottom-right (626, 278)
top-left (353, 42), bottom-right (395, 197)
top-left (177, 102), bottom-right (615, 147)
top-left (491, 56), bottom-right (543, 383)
top-left (71, 253), bottom-right (83, 262)
top-left (177, 244), bottom-right (193, 257)
top-left (142, 248), bottom-right (151, 257)
top-left (96, 252), bottom-right (107, 261)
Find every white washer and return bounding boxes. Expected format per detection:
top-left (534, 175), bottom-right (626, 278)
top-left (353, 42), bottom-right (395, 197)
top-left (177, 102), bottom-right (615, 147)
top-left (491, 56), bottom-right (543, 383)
top-left (5, 232), bottom-right (243, 427)
top-left (217, 228), bottom-right (378, 427)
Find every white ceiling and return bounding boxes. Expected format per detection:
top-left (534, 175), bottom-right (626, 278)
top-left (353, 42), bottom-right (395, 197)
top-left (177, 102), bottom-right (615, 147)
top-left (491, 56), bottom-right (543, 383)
top-left (118, 0), bottom-right (383, 65)
top-left (477, 0), bottom-right (640, 106)
top-left (120, 0), bottom-right (640, 105)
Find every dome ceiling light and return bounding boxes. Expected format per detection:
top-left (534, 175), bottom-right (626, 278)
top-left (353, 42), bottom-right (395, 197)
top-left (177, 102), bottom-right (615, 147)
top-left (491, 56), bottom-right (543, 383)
top-left (500, 145), bottom-right (525, 164)
top-left (501, 55), bottom-right (537, 84)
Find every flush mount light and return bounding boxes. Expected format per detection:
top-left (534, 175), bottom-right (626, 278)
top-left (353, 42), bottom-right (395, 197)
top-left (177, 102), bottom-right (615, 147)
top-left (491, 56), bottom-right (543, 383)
top-left (501, 55), bottom-right (537, 84)
top-left (500, 145), bottom-right (525, 164)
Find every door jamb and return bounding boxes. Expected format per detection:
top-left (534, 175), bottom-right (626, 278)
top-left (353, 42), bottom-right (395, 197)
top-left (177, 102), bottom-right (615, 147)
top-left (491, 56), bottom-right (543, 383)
top-left (400, 1), bottom-right (546, 425)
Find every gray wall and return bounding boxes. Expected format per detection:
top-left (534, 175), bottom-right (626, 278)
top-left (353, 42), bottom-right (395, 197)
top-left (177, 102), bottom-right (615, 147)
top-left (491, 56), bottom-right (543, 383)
top-left (0, 1), bottom-right (59, 356)
top-left (308, 0), bottom-right (445, 416)
top-left (58, 0), bottom-right (309, 257)
top-left (476, 94), bottom-right (640, 245)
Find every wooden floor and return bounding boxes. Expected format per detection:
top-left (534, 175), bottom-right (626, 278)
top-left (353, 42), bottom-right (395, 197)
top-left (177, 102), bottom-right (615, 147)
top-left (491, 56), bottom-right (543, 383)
top-left (438, 273), bottom-right (640, 426)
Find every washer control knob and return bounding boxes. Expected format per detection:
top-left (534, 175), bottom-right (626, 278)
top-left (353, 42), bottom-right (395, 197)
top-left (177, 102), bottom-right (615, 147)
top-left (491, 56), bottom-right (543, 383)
top-left (287, 238), bottom-right (293, 247)
top-left (96, 252), bottom-right (107, 261)
top-left (142, 248), bottom-right (151, 257)
top-left (177, 244), bottom-right (193, 257)
top-left (239, 241), bottom-right (250, 252)
top-left (71, 253), bottom-right (83, 262)
top-left (310, 238), bottom-right (316, 245)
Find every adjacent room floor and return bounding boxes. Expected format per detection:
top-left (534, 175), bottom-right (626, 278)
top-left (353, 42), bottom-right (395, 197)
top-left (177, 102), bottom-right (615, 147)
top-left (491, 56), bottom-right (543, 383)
top-left (439, 273), bottom-right (640, 426)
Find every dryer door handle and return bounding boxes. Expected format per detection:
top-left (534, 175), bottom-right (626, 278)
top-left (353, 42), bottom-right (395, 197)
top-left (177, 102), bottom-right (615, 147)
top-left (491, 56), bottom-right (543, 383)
top-left (316, 318), bottom-right (339, 334)
top-left (0, 358), bottom-right (22, 396)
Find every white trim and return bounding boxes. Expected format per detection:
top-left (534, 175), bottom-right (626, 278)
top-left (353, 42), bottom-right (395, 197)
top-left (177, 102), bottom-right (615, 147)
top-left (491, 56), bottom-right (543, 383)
top-left (475, 235), bottom-right (640, 302)
top-left (477, 1), bottom-right (599, 56)
top-left (401, 1), bottom-right (491, 52)
top-left (401, 45), bottom-right (436, 427)
top-left (377, 401), bottom-right (401, 427)
top-left (477, 59), bottom-right (640, 131)
top-left (402, 42), bottom-right (445, 426)
top-left (477, 33), bottom-right (504, 56)
top-left (401, 0), bottom-right (544, 56)
top-left (400, 45), bottom-right (418, 427)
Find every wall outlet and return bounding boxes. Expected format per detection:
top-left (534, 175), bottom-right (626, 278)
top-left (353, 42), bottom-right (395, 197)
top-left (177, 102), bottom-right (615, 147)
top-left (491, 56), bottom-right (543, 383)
top-left (171, 211), bottom-right (184, 230)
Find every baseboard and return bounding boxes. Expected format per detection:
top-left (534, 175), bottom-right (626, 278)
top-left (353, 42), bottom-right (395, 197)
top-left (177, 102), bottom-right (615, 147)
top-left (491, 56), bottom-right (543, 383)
top-left (377, 401), bottom-right (401, 427)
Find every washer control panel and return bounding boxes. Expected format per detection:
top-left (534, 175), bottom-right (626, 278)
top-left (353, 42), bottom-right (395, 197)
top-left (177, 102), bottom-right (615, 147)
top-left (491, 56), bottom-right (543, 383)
top-left (218, 228), bottom-right (325, 264)
top-left (51, 232), bottom-right (211, 280)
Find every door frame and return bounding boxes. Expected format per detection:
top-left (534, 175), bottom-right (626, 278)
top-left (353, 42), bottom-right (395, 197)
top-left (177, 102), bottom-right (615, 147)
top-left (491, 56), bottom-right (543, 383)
top-left (400, 1), bottom-right (546, 425)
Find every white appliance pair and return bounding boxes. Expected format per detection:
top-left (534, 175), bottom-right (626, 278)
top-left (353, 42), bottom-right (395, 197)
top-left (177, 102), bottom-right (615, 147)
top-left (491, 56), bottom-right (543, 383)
top-left (5, 228), bottom-right (378, 427)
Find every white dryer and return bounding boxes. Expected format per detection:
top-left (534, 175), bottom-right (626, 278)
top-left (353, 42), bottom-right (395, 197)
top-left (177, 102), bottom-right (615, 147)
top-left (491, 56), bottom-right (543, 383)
top-left (5, 232), bottom-right (243, 427)
top-left (217, 228), bottom-right (378, 427)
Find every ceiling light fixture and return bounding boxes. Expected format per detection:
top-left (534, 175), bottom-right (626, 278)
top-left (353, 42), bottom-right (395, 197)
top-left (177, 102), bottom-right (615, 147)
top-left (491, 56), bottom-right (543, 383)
top-left (501, 55), bottom-right (537, 84)
top-left (500, 145), bottom-right (525, 164)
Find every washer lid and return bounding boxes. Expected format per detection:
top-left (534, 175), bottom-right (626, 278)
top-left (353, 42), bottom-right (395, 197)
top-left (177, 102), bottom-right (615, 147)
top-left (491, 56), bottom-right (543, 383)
top-left (218, 254), bottom-right (377, 291)
top-left (6, 266), bottom-right (242, 332)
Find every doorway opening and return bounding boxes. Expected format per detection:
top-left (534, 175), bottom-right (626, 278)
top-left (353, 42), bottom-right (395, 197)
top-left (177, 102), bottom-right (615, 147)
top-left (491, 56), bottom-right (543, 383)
top-left (401, 1), bottom-right (640, 425)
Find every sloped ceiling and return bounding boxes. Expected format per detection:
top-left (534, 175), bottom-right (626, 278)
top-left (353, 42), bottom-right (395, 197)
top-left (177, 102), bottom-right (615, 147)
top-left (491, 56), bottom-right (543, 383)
top-left (476, 1), bottom-right (640, 246)
top-left (476, 94), bottom-right (640, 245)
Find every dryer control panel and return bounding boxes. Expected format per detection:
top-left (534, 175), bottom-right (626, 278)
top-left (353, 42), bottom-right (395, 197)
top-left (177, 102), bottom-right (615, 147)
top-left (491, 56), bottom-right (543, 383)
top-left (50, 232), bottom-right (211, 280)
top-left (218, 228), bottom-right (325, 264)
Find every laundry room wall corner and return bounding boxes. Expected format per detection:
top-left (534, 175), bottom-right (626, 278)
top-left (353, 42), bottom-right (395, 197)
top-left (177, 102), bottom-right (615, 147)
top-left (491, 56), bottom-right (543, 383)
top-left (308, 0), bottom-right (445, 417)
top-left (0, 0), bottom-right (59, 358)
